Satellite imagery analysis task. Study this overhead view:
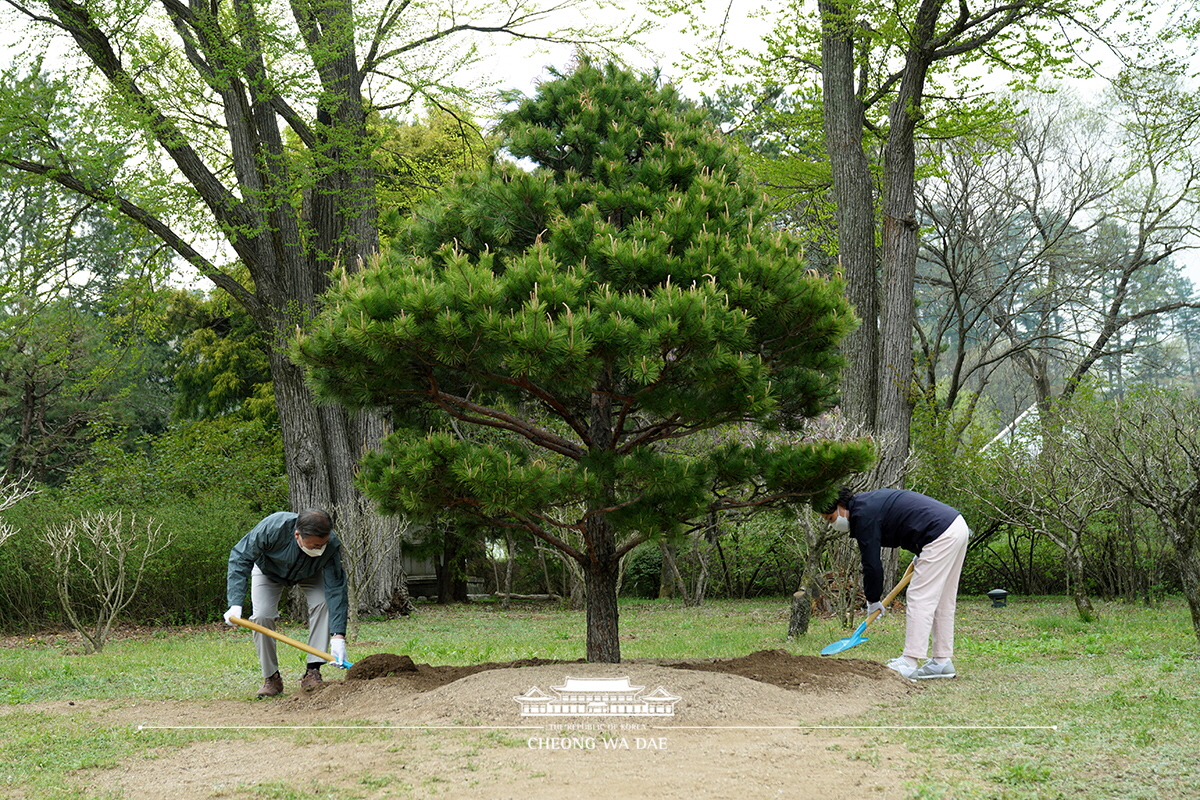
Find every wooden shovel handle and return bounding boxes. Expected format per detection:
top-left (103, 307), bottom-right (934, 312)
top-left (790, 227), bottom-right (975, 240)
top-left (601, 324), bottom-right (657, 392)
top-left (229, 615), bottom-right (337, 663)
top-left (866, 560), bottom-right (915, 625)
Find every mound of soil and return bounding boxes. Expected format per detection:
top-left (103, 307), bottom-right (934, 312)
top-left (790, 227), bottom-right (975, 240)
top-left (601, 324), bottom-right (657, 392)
top-left (346, 652), bottom-right (419, 679)
top-left (345, 651), bottom-right (578, 686)
top-left (343, 648), bottom-right (895, 694)
top-left (40, 649), bottom-right (928, 800)
top-left (270, 648), bottom-right (919, 729)
top-left (662, 648), bottom-right (896, 691)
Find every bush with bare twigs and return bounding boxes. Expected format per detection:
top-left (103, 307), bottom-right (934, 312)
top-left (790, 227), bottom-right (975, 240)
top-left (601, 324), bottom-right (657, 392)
top-left (41, 511), bottom-right (174, 653)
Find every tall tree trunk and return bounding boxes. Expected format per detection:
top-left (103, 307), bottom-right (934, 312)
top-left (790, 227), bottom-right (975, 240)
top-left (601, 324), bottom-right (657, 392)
top-left (820, 0), bottom-right (879, 431)
top-left (248, 0), bottom-right (406, 616)
top-left (820, 2), bottom-right (908, 592)
top-left (877, 1), bottom-right (943, 488)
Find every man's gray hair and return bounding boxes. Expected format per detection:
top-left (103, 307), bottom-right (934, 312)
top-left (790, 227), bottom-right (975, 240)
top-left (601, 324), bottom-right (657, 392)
top-left (296, 508), bottom-right (333, 538)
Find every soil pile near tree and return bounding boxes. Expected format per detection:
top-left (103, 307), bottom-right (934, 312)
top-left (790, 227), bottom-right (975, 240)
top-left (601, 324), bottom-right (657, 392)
top-left (343, 648), bottom-right (896, 693)
top-left (55, 649), bottom-right (926, 800)
top-left (276, 648), bottom-right (918, 727)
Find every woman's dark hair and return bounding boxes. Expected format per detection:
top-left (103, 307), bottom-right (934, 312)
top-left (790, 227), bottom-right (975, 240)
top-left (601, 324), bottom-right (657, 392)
top-left (816, 486), bottom-right (856, 515)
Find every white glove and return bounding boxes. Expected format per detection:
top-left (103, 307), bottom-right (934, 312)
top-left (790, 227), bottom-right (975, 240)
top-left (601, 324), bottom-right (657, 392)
top-left (223, 605), bottom-right (242, 625)
top-left (867, 601), bottom-right (886, 619)
top-left (330, 637), bottom-right (348, 666)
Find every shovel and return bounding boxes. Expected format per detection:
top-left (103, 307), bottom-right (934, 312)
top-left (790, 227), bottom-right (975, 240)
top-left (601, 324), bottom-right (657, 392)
top-left (820, 560), bottom-right (915, 656)
top-left (229, 615), bottom-right (354, 669)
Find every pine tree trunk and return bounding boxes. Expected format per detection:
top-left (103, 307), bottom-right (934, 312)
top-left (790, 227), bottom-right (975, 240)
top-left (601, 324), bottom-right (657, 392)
top-left (583, 363), bottom-right (622, 662)
top-left (583, 514), bottom-right (622, 663)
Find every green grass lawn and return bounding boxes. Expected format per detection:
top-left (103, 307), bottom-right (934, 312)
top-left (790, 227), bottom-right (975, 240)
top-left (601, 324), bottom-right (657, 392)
top-left (2, 595), bottom-right (1198, 799)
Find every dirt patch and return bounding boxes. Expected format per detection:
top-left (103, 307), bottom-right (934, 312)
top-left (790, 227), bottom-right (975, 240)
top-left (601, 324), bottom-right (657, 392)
top-left (32, 649), bottom-right (932, 799)
top-left (663, 648), bottom-right (897, 691)
top-left (344, 651), bottom-right (579, 686)
top-left (341, 648), bottom-right (897, 696)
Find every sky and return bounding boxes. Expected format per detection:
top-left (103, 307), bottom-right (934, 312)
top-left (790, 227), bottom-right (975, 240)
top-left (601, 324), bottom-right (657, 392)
top-left (486, 2), bottom-right (1200, 290)
top-left (2, 0), bottom-right (1197, 288)
top-left (455, 2), bottom-right (751, 103)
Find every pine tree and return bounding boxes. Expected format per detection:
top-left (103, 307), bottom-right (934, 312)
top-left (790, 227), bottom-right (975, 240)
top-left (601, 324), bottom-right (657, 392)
top-left (296, 60), bottom-right (873, 662)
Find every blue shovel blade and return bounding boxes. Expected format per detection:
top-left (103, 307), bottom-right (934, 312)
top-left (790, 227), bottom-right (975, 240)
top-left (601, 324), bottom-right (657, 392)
top-left (820, 620), bottom-right (870, 656)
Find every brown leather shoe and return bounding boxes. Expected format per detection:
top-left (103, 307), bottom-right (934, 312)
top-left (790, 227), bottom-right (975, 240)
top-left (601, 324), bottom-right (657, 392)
top-left (300, 666), bottom-right (323, 690)
top-left (256, 671), bottom-right (283, 698)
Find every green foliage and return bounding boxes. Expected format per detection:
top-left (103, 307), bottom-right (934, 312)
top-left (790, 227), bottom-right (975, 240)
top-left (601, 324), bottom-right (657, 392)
top-left (0, 494), bottom-right (63, 628)
top-left (282, 107), bottom-right (494, 251)
top-left (164, 282), bottom-right (275, 425)
top-left (128, 500), bottom-right (266, 624)
top-left (621, 544), bottom-right (662, 598)
top-left (908, 384), bottom-right (1191, 603)
top-left (700, 82), bottom-right (840, 258)
top-left (908, 389), bottom-right (1003, 539)
top-left (66, 417), bottom-right (286, 512)
top-left (0, 417), bottom-right (285, 631)
top-left (709, 510), bottom-right (803, 597)
top-left (637, 508), bottom-right (808, 600)
top-left (0, 135), bottom-right (179, 482)
top-left (298, 60), bottom-right (871, 537)
top-left (372, 109), bottom-right (494, 245)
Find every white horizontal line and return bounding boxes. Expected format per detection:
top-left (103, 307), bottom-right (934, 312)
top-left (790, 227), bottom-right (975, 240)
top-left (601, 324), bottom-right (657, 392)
top-left (137, 723), bottom-right (1057, 732)
top-left (137, 725), bottom-right (544, 731)
top-left (659, 725), bottom-right (1059, 731)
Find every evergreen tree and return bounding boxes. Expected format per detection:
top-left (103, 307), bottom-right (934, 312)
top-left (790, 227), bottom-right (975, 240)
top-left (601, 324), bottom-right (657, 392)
top-left (165, 280), bottom-right (275, 425)
top-left (296, 61), bottom-right (872, 662)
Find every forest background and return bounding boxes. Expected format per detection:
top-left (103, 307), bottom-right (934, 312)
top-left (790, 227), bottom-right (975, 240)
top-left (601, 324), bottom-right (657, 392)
top-left (1, 0), bottom-right (1199, 653)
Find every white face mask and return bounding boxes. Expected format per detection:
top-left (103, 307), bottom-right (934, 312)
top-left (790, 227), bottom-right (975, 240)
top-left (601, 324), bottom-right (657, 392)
top-left (295, 530), bottom-right (329, 558)
top-left (299, 543), bottom-right (327, 558)
top-left (831, 514), bottom-right (850, 533)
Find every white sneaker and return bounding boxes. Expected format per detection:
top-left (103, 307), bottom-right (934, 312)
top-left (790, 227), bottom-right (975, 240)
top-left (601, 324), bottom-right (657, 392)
top-left (884, 657), bottom-right (918, 679)
top-left (914, 659), bottom-right (957, 679)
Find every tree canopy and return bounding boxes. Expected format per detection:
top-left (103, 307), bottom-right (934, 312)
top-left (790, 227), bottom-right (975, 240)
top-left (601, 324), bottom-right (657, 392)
top-left (296, 60), bottom-right (873, 661)
top-left (0, 0), bottom-right (647, 577)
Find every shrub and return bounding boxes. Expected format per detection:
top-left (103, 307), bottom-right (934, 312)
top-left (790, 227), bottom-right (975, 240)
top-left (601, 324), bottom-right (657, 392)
top-left (621, 544), bottom-right (662, 598)
top-left (0, 417), bottom-right (286, 632)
